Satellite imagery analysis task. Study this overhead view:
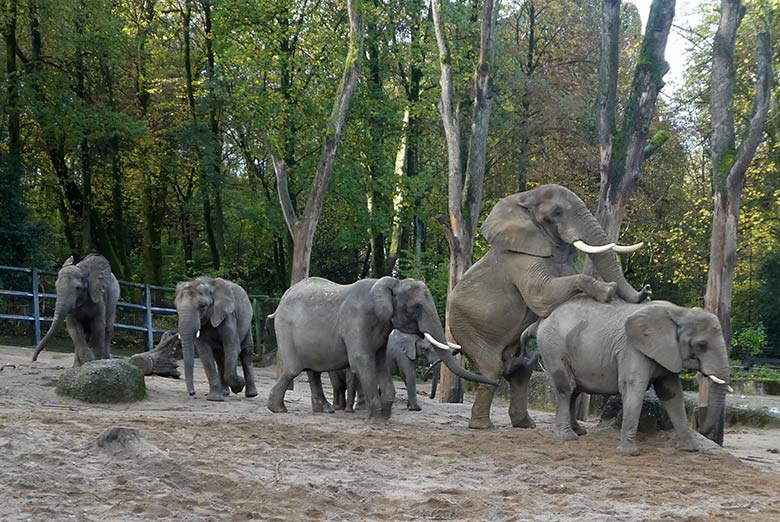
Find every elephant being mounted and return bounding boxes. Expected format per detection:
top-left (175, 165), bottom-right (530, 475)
top-left (448, 184), bottom-right (651, 429)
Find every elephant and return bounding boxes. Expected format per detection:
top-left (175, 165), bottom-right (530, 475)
top-left (32, 255), bottom-right (120, 366)
top-left (174, 277), bottom-right (257, 401)
top-left (267, 276), bottom-right (497, 421)
top-left (525, 296), bottom-right (730, 455)
top-left (448, 184), bottom-right (651, 430)
top-left (386, 329), bottom-right (440, 410)
top-left (328, 368), bottom-right (363, 413)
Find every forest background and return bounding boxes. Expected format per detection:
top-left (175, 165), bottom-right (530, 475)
top-left (1, 0), bottom-right (778, 355)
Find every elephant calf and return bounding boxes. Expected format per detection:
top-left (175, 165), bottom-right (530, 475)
top-left (387, 330), bottom-right (440, 411)
top-left (526, 297), bottom-right (731, 455)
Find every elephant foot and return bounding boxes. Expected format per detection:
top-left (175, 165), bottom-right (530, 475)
top-left (554, 429), bottom-right (579, 441)
top-left (222, 385), bottom-right (230, 396)
top-left (206, 391), bottom-right (225, 402)
top-left (617, 442), bottom-right (640, 456)
top-left (408, 403), bottom-right (421, 411)
top-left (267, 402), bottom-right (288, 413)
top-left (677, 438), bottom-right (698, 453)
top-left (572, 423), bottom-right (587, 436)
top-left (510, 414), bottom-right (536, 429)
top-left (312, 400), bottom-right (335, 414)
top-left (345, 407), bottom-right (354, 413)
top-left (245, 384), bottom-right (258, 398)
top-left (381, 401), bottom-right (393, 420)
top-left (468, 416), bottom-right (494, 430)
top-left (595, 281), bottom-right (617, 303)
top-left (229, 376), bottom-right (245, 394)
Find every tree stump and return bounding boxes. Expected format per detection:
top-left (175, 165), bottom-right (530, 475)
top-left (128, 331), bottom-right (181, 378)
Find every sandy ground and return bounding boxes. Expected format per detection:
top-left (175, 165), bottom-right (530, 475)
top-left (1, 344), bottom-right (779, 522)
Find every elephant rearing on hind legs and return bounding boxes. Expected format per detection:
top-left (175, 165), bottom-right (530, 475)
top-left (448, 184), bottom-right (651, 430)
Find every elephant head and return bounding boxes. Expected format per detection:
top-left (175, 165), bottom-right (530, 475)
top-left (371, 277), bottom-right (498, 387)
top-left (397, 333), bottom-right (441, 400)
top-left (32, 255), bottom-right (112, 361)
top-left (175, 277), bottom-right (236, 396)
top-left (625, 302), bottom-right (731, 434)
top-left (480, 184), bottom-right (649, 303)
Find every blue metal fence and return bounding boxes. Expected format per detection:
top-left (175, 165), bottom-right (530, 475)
top-left (0, 265), bottom-right (270, 350)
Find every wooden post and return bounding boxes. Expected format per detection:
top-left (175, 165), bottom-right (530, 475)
top-left (31, 268), bottom-right (41, 345)
top-left (144, 284), bottom-right (153, 350)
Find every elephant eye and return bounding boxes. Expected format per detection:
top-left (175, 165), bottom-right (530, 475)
top-left (552, 206), bottom-right (563, 217)
top-left (692, 340), bottom-right (707, 351)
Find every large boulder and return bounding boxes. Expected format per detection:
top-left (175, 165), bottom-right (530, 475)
top-left (56, 359), bottom-right (146, 403)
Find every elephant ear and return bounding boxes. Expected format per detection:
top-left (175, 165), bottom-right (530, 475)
top-left (62, 256), bottom-right (75, 268)
top-left (480, 194), bottom-right (553, 257)
top-left (625, 303), bottom-right (683, 374)
top-left (210, 278), bottom-right (236, 327)
top-left (80, 255), bottom-right (112, 304)
top-left (370, 276), bottom-right (398, 323)
top-left (399, 337), bottom-right (417, 360)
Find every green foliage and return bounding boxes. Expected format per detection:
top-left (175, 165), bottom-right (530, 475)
top-left (732, 323), bottom-right (768, 359)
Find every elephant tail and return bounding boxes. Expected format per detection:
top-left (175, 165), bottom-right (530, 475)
top-left (264, 313), bottom-right (275, 337)
top-left (519, 320), bottom-right (540, 356)
top-left (504, 320), bottom-right (542, 378)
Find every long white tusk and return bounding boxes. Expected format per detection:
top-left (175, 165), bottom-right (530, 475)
top-left (726, 385), bottom-right (734, 393)
top-left (612, 242), bottom-right (644, 253)
top-left (196, 330), bottom-right (201, 339)
top-left (424, 332), bottom-right (450, 351)
top-left (447, 341), bottom-right (462, 351)
top-left (573, 240), bottom-right (616, 254)
top-left (708, 375), bottom-right (726, 385)
top-left (177, 333), bottom-right (181, 339)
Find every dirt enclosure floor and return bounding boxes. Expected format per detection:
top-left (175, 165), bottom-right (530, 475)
top-left (1, 344), bottom-right (779, 522)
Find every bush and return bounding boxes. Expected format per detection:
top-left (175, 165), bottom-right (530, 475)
top-left (732, 323), bottom-right (767, 359)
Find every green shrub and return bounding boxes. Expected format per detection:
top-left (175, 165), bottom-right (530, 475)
top-left (732, 323), bottom-right (767, 359)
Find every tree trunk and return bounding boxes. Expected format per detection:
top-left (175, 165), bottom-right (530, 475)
top-left (594, 0), bottom-right (675, 242)
top-left (432, 0), bottom-right (499, 403)
top-left (265, 0), bottom-right (364, 286)
top-left (702, 1), bottom-right (772, 446)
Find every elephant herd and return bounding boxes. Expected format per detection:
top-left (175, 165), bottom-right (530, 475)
top-left (30, 184), bottom-right (732, 456)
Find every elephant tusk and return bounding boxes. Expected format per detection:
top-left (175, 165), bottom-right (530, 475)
top-left (573, 240), bottom-right (616, 254)
top-left (196, 330), bottom-right (201, 339)
top-left (612, 242), bottom-right (644, 253)
top-left (726, 385), bottom-right (734, 393)
top-left (424, 332), bottom-right (452, 351)
top-left (708, 375), bottom-right (727, 385)
top-left (447, 341), bottom-right (462, 351)
top-left (177, 333), bottom-right (181, 339)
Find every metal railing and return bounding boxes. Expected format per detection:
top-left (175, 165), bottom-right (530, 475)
top-left (0, 265), bottom-right (271, 350)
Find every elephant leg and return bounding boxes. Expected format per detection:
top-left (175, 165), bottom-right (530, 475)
top-left (239, 334), bottom-right (258, 398)
top-left (617, 383), bottom-right (648, 456)
top-left (568, 392), bottom-right (587, 436)
top-left (349, 351), bottom-right (381, 421)
top-left (329, 371), bottom-right (347, 411)
top-left (653, 376), bottom-right (697, 452)
top-left (215, 348), bottom-right (230, 396)
top-left (345, 370), bottom-right (359, 413)
top-left (308, 371), bottom-right (335, 413)
top-left (90, 314), bottom-right (108, 360)
top-left (402, 361), bottom-right (420, 411)
top-left (469, 384), bottom-right (497, 429)
top-left (375, 349), bottom-right (394, 420)
top-left (268, 365), bottom-right (299, 413)
top-left (195, 340), bottom-right (224, 402)
top-left (66, 317), bottom-right (94, 367)
top-left (508, 364), bottom-right (536, 429)
top-left (525, 274), bottom-right (616, 317)
top-left (104, 301), bottom-right (116, 360)
top-left (219, 325), bottom-right (245, 394)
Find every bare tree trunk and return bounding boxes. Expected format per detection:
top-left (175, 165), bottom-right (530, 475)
top-left (265, 0), bottom-right (364, 286)
top-left (594, 0), bottom-right (675, 242)
top-left (702, 1), bottom-right (772, 446)
top-left (432, 0), bottom-right (499, 403)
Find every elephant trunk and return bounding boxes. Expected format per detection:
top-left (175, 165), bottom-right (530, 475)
top-left (699, 383), bottom-right (728, 436)
top-left (418, 315), bottom-right (498, 387)
top-left (573, 205), bottom-right (646, 303)
top-left (32, 306), bottom-right (67, 361)
top-left (177, 309), bottom-right (200, 396)
top-left (430, 362), bottom-right (440, 400)
top-left (698, 356), bottom-right (730, 436)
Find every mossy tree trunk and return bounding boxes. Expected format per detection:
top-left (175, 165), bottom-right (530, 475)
top-left (432, 0), bottom-right (500, 403)
top-left (702, 0), bottom-right (772, 446)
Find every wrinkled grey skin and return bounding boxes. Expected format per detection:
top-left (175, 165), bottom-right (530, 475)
top-left (329, 369), bottom-right (362, 413)
top-left (527, 297), bottom-right (730, 456)
top-left (175, 277), bottom-right (257, 401)
top-left (268, 276), bottom-right (497, 421)
top-left (32, 255), bottom-right (120, 366)
top-left (387, 330), bottom-right (440, 411)
top-left (448, 185), bottom-right (651, 430)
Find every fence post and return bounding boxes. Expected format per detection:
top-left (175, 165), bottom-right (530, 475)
top-left (32, 268), bottom-right (41, 345)
top-left (145, 284), bottom-right (153, 350)
top-left (252, 298), bottom-right (262, 357)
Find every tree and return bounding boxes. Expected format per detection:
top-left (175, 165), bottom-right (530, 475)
top-left (700, 0), bottom-right (772, 445)
top-left (266, 0), bottom-right (364, 285)
top-left (431, 0), bottom-right (500, 402)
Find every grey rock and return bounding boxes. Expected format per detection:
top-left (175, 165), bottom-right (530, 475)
top-left (56, 359), bottom-right (146, 403)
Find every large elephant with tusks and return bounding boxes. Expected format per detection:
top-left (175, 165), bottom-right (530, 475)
top-left (448, 184), bottom-right (651, 429)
